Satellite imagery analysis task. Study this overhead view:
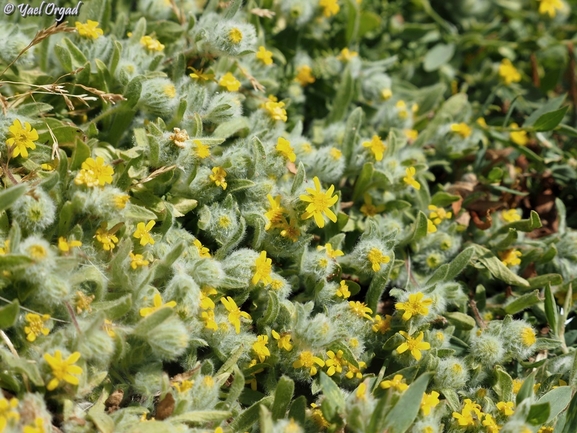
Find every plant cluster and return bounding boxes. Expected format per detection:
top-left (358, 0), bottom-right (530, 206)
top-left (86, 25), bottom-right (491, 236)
top-left (1, 0), bottom-right (577, 432)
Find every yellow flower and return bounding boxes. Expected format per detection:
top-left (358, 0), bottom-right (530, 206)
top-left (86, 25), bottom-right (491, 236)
top-left (367, 247), bottom-right (390, 272)
top-left (293, 351), bottom-right (325, 376)
top-left (23, 417), bottom-right (45, 433)
top-left (403, 167), bottom-right (421, 190)
top-left (317, 243), bottom-right (344, 259)
top-left (355, 382), bottom-right (367, 400)
top-left (189, 67), bottom-right (214, 82)
top-left (319, 0), bottom-right (340, 17)
top-left (75, 291), bottom-right (94, 314)
top-left (452, 399), bottom-right (483, 427)
top-left (421, 391), bottom-right (440, 415)
top-left (94, 224), bottom-right (118, 251)
top-left (228, 27), bottom-right (243, 44)
top-left (75, 20), bottom-right (103, 39)
top-left (538, 427), bottom-right (554, 433)
top-left (0, 396), bottom-right (20, 429)
top-left (427, 219), bottom-right (437, 234)
top-left (201, 309), bottom-right (218, 331)
top-left (74, 156), bottom-right (114, 187)
top-left (512, 379), bottom-right (523, 394)
top-left (538, 0), bottom-right (563, 17)
top-left (256, 46), bottom-right (273, 65)
top-left (450, 122), bottom-right (472, 138)
top-left (372, 314), bottom-right (391, 333)
top-left (381, 88), bottom-right (393, 100)
top-left (362, 135), bottom-right (386, 161)
top-left (129, 251), bottom-right (150, 269)
top-left (380, 374), bottom-right (408, 392)
top-left (276, 137), bottom-right (296, 162)
top-left (280, 218), bottom-right (301, 242)
top-left (210, 166), bottom-right (228, 190)
top-left (173, 379), bottom-right (194, 393)
top-left (396, 100), bottom-right (409, 119)
top-left (499, 249), bottom-right (522, 267)
top-left (325, 350), bottom-right (345, 376)
top-left (6, 119), bottom-right (38, 158)
top-left (133, 221), bottom-right (156, 246)
top-left (0, 239), bottom-right (10, 255)
top-left (103, 319), bottom-right (116, 338)
top-left (221, 296), bottom-right (251, 333)
top-left (194, 239), bottom-right (211, 258)
top-left (521, 327), bottom-right (536, 346)
top-left (265, 194), bottom-right (286, 230)
top-left (496, 401), bottom-right (515, 416)
top-left (193, 139), bottom-right (211, 159)
top-left (113, 194), bottom-right (130, 209)
top-left (360, 193), bottom-right (385, 217)
top-left (295, 65), bottom-right (315, 86)
top-left (334, 280), bottom-right (350, 299)
top-left (501, 209), bottom-right (521, 223)
top-left (397, 331), bottom-right (430, 361)
top-left (329, 147), bottom-right (342, 160)
top-left (272, 330), bottom-right (293, 351)
top-left (43, 350), bottom-right (82, 391)
top-left (219, 72), bottom-right (241, 92)
top-left (140, 35), bottom-right (164, 52)
top-left (262, 95), bottom-right (288, 122)
top-left (345, 361), bottom-right (366, 379)
top-left (428, 205), bottom-right (452, 225)
top-left (395, 292), bottom-right (433, 321)
top-left (337, 48), bottom-right (358, 62)
top-left (252, 335), bottom-right (270, 363)
top-left (404, 129), bottom-right (419, 141)
top-left (499, 58), bottom-right (521, 85)
top-left (139, 293), bottom-right (176, 317)
top-left (24, 313), bottom-right (50, 342)
top-left (252, 251), bottom-right (273, 286)
top-left (510, 123), bottom-right (529, 146)
top-left (310, 403), bottom-right (330, 428)
top-left (163, 84), bottom-right (176, 98)
top-left (58, 237), bottom-right (82, 253)
top-left (482, 414), bottom-right (501, 433)
top-left (300, 176), bottom-right (338, 228)
top-left (349, 301), bottom-right (373, 320)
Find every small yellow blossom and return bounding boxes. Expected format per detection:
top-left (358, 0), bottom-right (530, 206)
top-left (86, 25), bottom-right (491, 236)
top-left (0, 396), bottom-right (20, 429)
top-left (317, 243), bottom-right (344, 259)
top-left (372, 314), bottom-right (392, 333)
top-left (0, 240), bottom-right (9, 255)
top-left (221, 296), bottom-right (251, 334)
top-left (427, 219), bottom-right (437, 234)
top-left (272, 330), bottom-right (293, 351)
top-left (538, 427), bottom-right (554, 433)
top-left (362, 135), bottom-right (386, 161)
top-left (329, 147), bottom-right (342, 160)
top-left (381, 88), bottom-right (393, 100)
top-left (75, 20), bottom-right (104, 39)
top-left (133, 221), bottom-right (156, 246)
top-left (58, 237), bottom-right (82, 253)
top-left (477, 117), bottom-right (488, 128)
top-left (43, 350), bottom-right (82, 391)
top-left (189, 67), bottom-right (214, 82)
top-left (501, 209), bottom-right (521, 223)
top-left (219, 72), bottom-right (241, 92)
top-left (482, 414), bottom-right (501, 433)
top-left (300, 176), bottom-right (338, 228)
top-left (521, 327), bottom-right (537, 346)
top-left (228, 27), bottom-right (243, 44)
top-left (319, 0), bottom-right (340, 17)
top-left (193, 139), bottom-right (211, 159)
top-left (264, 194), bottom-right (286, 230)
top-left (360, 193), bottom-right (385, 217)
top-left (325, 350), bottom-right (345, 376)
top-left (510, 123), bottom-right (529, 146)
top-left (23, 417), bottom-right (45, 433)
top-left (74, 156), bottom-right (114, 187)
top-left (496, 401), bottom-right (515, 416)
top-left (194, 239), bottom-right (211, 258)
top-left (103, 319), bottom-right (116, 338)
top-left (276, 137), bottom-right (297, 162)
top-left (367, 247), bottom-right (390, 272)
top-left (397, 331), bottom-right (430, 361)
top-left (75, 291), bottom-right (94, 314)
top-left (310, 403), bottom-right (330, 428)
top-left (252, 251), bottom-right (273, 286)
top-left (293, 351), bottom-right (325, 376)
top-left (396, 100), bottom-right (409, 119)
top-left (337, 48), bottom-right (358, 62)
top-left (349, 301), bottom-right (373, 320)
top-left (499, 58), bottom-right (521, 85)
top-left (201, 309), bottom-right (218, 331)
top-left (210, 167), bottom-right (228, 190)
top-left (345, 361), bottom-right (366, 379)
top-left (24, 313), bottom-right (50, 342)
top-left (262, 96), bottom-right (288, 122)
top-left (421, 391), bottom-right (440, 415)
top-left (336, 280), bottom-right (351, 299)
top-left (403, 167), bottom-right (421, 190)
top-left (452, 399), bottom-right (483, 427)
top-left (139, 293), bottom-right (176, 317)
top-left (512, 379), bottom-right (523, 394)
top-left (256, 46), bottom-right (273, 65)
top-left (7, 119), bottom-right (38, 158)
top-left (280, 218), bottom-right (301, 242)
top-left (395, 292), bottom-right (433, 321)
top-left (405, 129), bottom-right (419, 141)
top-left (129, 251), bottom-right (150, 269)
top-left (173, 380), bottom-right (194, 393)
top-left (499, 249), bottom-right (522, 267)
top-left (113, 194), bottom-right (130, 209)
top-left (380, 374), bottom-right (408, 392)
top-left (94, 224), bottom-right (119, 251)
top-left (140, 35), bottom-right (164, 52)
top-left (428, 205), bottom-right (452, 225)
top-left (252, 335), bottom-right (271, 363)
top-left (538, 0), bottom-right (563, 17)
top-left (295, 65), bottom-right (315, 86)
top-left (450, 122), bottom-right (472, 138)
top-left (355, 382), bottom-right (367, 400)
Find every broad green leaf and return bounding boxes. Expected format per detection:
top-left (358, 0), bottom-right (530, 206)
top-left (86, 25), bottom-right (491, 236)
top-left (504, 290), bottom-right (541, 315)
top-left (229, 396), bottom-right (273, 432)
top-left (529, 274), bottom-right (563, 289)
top-left (526, 403), bottom-right (550, 425)
top-left (366, 252), bottom-right (394, 313)
top-left (524, 94), bottom-right (566, 127)
top-left (430, 191), bottom-right (461, 207)
top-left (384, 372), bottom-right (433, 433)
top-left (494, 366), bottom-right (513, 402)
top-left (342, 107), bottom-right (364, 163)
top-left (444, 312), bottom-right (475, 330)
top-left (561, 390), bottom-right (577, 433)
top-left (516, 371), bottom-right (536, 405)
top-left (496, 210), bottom-right (542, 233)
top-left (532, 106), bottom-right (569, 132)
top-left (423, 43), bottom-right (455, 71)
top-left (0, 184), bottom-right (27, 213)
top-left (92, 294), bottom-right (132, 321)
top-left (537, 386), bottom-right (572, 423)
top-left (0, 300), bottom-right (19, 329)
top-left (272, 376), bottom-right (295, 421)
top-left (319, 372), bottom-right (346, 421)
top-left (544, 284), bottom-right (559, 336)
top-left (352, 163), bottom-right (374, 202)
top-left (288, 396), bottom-right (307, 426)
top-left (409, 211), bottom-right (429, 244)
top-left (473, 245), bottom-right (529, 287)
top-left (132, 308), bottom-right (173, 337)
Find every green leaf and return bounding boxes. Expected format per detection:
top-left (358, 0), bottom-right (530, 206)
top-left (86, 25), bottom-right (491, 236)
top-left (1, 351), bottom-right (44, 386)
top-left (271, 376), bottom-right (295, 421)
top-left (524, 94), bottom-right (566, 127)
top-left (229, 396), bottom-right (273, 432)
top-left (532, 106), bottom-right (568, 132)
top-left (516, 371), bottom-right (536, 405)
top-left (319, 372), bottom-right (346, 421)
top-left (213, 117), bottom-right (250, 139)
top-left (494, 366), bottom-right (514, 402)
top-left (63, 38), bottom-right (88, 66)
top-left (93, 294), bottom-right (132, 321)
top-left (352, 163), bottom-right (374, 202)
top-left (528, 274), bottom-right (562, 289)
top-left (288, 396), bottom-right (307, 426)
top-left (423, 43), bottom-right (455, 72)
top-left (561, 390), bottom-right (577, 433)
top-left (257, 291), bottom-right (280, 327)
top-left (497, 210), bottom-right (542, 233)
top-left (0, 184), bottom-right (27, 213)
top-left (544, 284), bottom-right (559, 336)
top-left (70, 137), bottom-right (91, 170)
top-left (410, 211), bottom-right (429, 244)
top-left (328, 66), bottom-right (353, 124)
top-left (259, 405), bottom-right (273, 433)
top-left (366, 252), bottom-right (394, 313)
top-left (526, 403), bottom-right (550, 425)
top-left (538, 386), bottom-right (572, 423)
top-left (444, 312), bottom-right (476, 330)
top-left (0, 300), bottom-right (19, 329)
top-left (384, 372), bottom-right (433, 433)
top-left (430, 191), bottom-right (461, 207)
top-left (504, 290), bottom-right (541, 315)
top-left (124, 203), bottom-right (158, 220)
top-left (216, 344), bottom-right (246, 376)
top-left (55, 44), bottom-right (73, 72)
top-left (132, 308), bottom-right (173, 337)
top-left (473, 245), bottom-right (529, 287)
top-left (87, 401), bottom-right (115, 433)
top-left (0, 255), bottom-right (33, 271)
top-left (342, 107), bottom-right (364, 164)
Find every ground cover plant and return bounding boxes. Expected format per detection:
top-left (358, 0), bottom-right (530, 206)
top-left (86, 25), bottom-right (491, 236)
top-left (1, 0), bottom-right (577, 431)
